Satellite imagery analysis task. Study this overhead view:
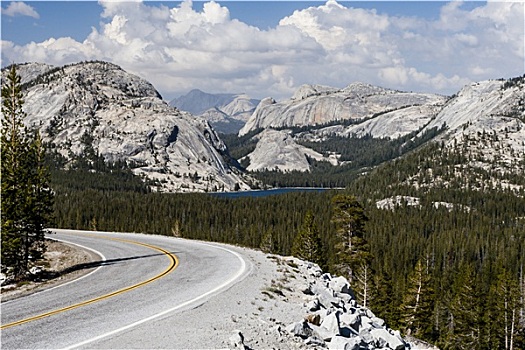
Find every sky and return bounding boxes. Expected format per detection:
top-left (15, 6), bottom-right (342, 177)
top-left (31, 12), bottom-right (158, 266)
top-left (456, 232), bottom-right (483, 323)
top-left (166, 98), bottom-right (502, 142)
top-left (1, 1), bottom-right (524, 101)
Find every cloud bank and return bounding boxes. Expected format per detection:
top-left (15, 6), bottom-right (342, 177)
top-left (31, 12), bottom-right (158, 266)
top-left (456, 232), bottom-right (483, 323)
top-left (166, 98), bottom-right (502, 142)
top-left (1, 0), bottom-right (523, 100)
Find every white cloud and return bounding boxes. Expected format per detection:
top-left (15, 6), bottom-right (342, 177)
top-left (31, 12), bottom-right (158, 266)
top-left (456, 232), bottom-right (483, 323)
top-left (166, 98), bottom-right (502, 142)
top-left (2, 1), bottom-right (39, 18)
top-left (1, 0), bottom-right (523, 100)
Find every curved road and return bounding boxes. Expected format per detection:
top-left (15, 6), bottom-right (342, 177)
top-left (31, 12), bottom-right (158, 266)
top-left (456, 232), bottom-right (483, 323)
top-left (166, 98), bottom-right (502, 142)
top-left (1, 229), bottom-right (250, 349)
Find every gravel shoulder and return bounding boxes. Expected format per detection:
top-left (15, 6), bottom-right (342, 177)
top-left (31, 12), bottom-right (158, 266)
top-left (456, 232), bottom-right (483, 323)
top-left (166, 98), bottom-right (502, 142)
top-left (1, 238), bottom-right (100, 302)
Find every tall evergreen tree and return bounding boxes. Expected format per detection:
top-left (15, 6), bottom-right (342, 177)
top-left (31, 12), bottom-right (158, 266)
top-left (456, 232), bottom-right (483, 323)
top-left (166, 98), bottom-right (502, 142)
top-left (400, 259), bottom-right (435, 340)
top-left (330, 194), bottom-right (369, 282)
top-left (260, 228), bottom-right (275, 254)
top-left (291, 211), bottom-right (323, 265)
top-left (448, 263), bottom-right (484, 349)
top-left (489, 269), bottom-right (522, 350)
top-left (1, 65), bottom-right (53, 278)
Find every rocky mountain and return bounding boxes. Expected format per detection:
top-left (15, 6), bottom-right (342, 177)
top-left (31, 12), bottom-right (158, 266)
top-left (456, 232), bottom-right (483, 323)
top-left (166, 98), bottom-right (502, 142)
top-left (5, 61), bottom-right (251, 192)
top-left (170, 89), bottom-right (259, 134)
top-left (242, 129), bottom-right (325, 173)
top-left (236, 78), bottom-right (524, 178)
top-left (239, 83), bottom-right (445, 137)
top-left (420, 79), bottom-right (525, 175)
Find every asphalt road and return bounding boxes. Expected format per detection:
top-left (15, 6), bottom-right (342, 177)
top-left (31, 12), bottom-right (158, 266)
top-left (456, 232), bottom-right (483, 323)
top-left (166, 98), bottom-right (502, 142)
top-left (1, 229), bottom-right (249, 349)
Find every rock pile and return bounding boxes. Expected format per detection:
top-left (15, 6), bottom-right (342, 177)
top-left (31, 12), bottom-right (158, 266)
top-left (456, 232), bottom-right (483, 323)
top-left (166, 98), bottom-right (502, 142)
top-left (283, 258), bottom-right (408, 350)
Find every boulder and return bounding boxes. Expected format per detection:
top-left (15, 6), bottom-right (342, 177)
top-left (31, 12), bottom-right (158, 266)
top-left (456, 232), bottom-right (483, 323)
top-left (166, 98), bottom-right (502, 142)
top-left (359, 315), bottom-right (374, 331)
top-left (340, 313), bottom-right (361, 332)
top-left (327, 335), bottom-right (350, 350)
top-left (310, 324), bottom-right (335, 341)
top-left (305, 334), bottom-right (326, 347)
top-left (328, 276), bottom-right (351, 295)
top-left (301, 283), bottom-right (315, 295)
top-left (359, 327), bottom-right (375, 345)
top-left (321, 310), bottom-right (341, 335)
top-left (370, 328), bottom-right (406, 350)
top-left (371, 316), bottom-right (386, 328)
top-left (328, 335), bottom-right (366, 350)
top-left (306, 298), bottom-right (321, 312)
top-left (321, 272), bottom-right (332, 281)
top-left (318, 293), bottom-right (344, 310)
top-left (287, 321), bottom-right (314, 339)
top-left (307, 263), bottom-right (323, 277)
top-left (344, 337), bottom-right (367, 350)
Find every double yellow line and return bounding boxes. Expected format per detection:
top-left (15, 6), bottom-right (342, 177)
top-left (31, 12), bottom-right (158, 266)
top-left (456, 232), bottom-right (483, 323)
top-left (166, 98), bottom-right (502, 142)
top-left (1, 236), bottom-right (179, 330)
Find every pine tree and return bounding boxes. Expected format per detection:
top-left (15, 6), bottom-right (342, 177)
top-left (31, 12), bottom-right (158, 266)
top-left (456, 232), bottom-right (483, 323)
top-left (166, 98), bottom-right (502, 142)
top-left (260, 228), bottom-right (275, 254)
top-left (448, 263), bottom-right (484, 349)
top-left (489, 269), bottom-right (522, 350)
top-left (371, 271), bottom-right (399, 329)
top-left (1, 65), bottom-right (53, 278)
top-left (400, 259), bottom-right (435, 340)
top-left (291, 211), bottom-right (323, 265)
top-left (330, 194), bottom-right (369, 282)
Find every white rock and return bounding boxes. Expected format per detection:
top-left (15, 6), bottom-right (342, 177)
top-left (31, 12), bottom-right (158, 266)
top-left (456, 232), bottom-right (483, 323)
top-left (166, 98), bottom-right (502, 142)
top-left (328, 276), bottom-right (351, 295)
top-left (287, 321), bottom-right (313, 339)
top-left (370, 328), bottom-right (406, 350)
top-left (239, 83), bottom-right (445, 137)
top-left (310, 324), bottom-right (335, 341)
top-left (245, 129), bottom-right (324, 172)
top-left (327, 335), bottom-right (360, 350)
top-left (320, 311), bottom-right (341, 335)
top-left (29, 266), bottom-right (43, 275)
top-left (340, 313), bottom-right (361, 331)
top-left (8, 61), bottom-right (252, 193)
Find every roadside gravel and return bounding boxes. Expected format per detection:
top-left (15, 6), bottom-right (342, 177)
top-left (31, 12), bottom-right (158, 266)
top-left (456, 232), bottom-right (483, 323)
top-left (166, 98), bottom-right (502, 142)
top-left (1, 238), bottom-right (99, 302)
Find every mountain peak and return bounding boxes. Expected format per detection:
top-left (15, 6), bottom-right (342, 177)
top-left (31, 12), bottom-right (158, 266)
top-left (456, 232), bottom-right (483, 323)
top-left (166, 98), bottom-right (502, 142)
top-left (11, 60), bottom-right (251, 192)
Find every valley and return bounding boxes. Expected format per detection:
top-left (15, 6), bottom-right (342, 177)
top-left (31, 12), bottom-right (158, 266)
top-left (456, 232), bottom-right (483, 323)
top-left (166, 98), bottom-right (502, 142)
top-left (2, 61), bottom-right (524, 349)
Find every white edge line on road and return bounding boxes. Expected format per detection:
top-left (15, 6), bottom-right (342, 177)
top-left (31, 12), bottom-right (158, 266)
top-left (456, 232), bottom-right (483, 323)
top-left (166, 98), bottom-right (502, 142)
top-left (1, 236), bottom-right (106, 305)
top-left (64, 242), bottom-right (248, 350)
top-left (42, 237), bottom-right (107, 293)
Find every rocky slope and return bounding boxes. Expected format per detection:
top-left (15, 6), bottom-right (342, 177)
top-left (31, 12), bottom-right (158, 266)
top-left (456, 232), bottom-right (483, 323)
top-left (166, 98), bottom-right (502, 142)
top-left (237, 78), bottom-right (524, 179)
top-left (422, 78), bottom-right (525, 175)
top-left (171, 89), bottom-right (259, 134)
top-left (243, 129), bottom-right (325, 172)
top-left (239, 83), bottom-right (445, 137)
top-left (5, 61), bottom-right (251, 192)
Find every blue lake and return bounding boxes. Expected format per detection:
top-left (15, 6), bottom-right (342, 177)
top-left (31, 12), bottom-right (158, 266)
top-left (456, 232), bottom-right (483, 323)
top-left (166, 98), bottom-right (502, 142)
top-left (210, 187), bottom-right (337, 198)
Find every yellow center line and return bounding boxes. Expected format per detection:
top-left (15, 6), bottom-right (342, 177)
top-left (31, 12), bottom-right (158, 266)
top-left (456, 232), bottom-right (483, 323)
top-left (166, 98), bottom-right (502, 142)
top-left (1, 235), bottom-right (179, 330)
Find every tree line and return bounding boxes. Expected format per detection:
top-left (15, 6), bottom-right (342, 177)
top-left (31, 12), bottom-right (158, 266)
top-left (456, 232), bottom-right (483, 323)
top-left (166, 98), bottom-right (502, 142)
top-left (1, 66), bottom-right (54, 279)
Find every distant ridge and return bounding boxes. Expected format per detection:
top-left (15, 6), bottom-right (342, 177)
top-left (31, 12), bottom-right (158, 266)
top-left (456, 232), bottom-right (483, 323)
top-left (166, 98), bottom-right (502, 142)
top-left (170, 89), bottom-right (260, 134)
